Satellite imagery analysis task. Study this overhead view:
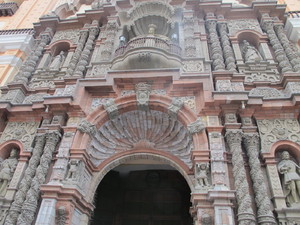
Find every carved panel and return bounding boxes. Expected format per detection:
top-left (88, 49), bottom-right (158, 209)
top-left (0, 122), bottom-right (39, 151)
top-left (257, 119), bottom-right (300, 153)
top-left (182, 60), bottom-right (204, 72)
top-left (227, 19), bottom-right (262, 35)
top-left (90, 98), bottom-right (114, 111)
top-left (51, 29), bottom-right (80, 45)
top-left (23, 94), bottom-right (50, 104)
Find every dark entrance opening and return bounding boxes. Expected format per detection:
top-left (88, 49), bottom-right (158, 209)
top-left (91, 164), bottom-right (192, 225)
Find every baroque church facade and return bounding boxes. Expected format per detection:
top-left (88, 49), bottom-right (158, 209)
top-left (0, 0), bottom-right (299, 224)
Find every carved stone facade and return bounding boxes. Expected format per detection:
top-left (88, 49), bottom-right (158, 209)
top-left (0, 0), bottom-right (299, 225)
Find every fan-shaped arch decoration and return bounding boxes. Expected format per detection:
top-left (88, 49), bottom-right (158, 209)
top-left (87, 110), bottom-right (193, 168)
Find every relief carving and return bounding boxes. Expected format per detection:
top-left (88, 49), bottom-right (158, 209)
top-left (135, 83), bottom-right (151, 111)
top-left (0, 122), bottom-right (39, 151)
top-left (227, 19), bottom-right (262, 35)
top-left (257, 119), bottom-right (300, 153)
top-left (188, 118), bottom-right (205, 134)
top-left (51, 29), bottom-right (80, 45)
top-left (103, 99), bottom-right (119, 120)
top-left (195, 162), bottom-right (210, 189)
top-left (278, 151), bottom-right (300, 207)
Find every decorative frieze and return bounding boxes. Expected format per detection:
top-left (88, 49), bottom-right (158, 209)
top-left (22, 93), bottom-right (50, 104)
top-left (51, 29), bottom-right (80, 45)
top-left (227, 19), bottom-right (262, 36)
top-left (90, 98), bottom-right (114, 111)
top-left (135, 82), bottom-right (152, 111)
top-left (0, 89), bottom-right (25, 104)
top-left (53, 85), bottom-right (76, 97)
top-left (257, 119), bottom-right (300, 153)
top-left (0, 122), bottom-right (39, 151)
top-left (182, 60), bottom-right (204, 72)
top-left (216, 80), bottom-right (244, 92)
top-left (225, 130), bottom-right (256, 225)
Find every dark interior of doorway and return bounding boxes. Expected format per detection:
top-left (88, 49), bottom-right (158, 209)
top-left (91, 166), bottom-right (192, 225)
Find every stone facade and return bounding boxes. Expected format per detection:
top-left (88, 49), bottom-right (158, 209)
top-left (0, 0), bottom-right (299, 225)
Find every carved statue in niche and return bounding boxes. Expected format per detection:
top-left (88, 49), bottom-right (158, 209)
top-left (49, 51), bottom-right (65, 70)
top-left (277, 151), bottom-right (300, 207)
top-left (195, 162), bottom-right (210, 187)
top-left (66, 159), bottom-right (80, 181)
top-left (241, 40), bottom-right (263, 63)
top-left (0, 148), bottom-right (18, 196)
top-left (148, 24), bottom-right (157, 35)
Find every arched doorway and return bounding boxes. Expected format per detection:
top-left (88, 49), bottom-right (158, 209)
top-left (91, 164), bottom-right (192, 225)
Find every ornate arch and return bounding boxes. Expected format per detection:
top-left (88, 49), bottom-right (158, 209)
top-left (86, 150), bottom-right (194, 202)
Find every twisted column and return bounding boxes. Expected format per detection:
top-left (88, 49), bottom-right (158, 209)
top-left (14, 28), bottom-right (52, 83)
top-left (218, 22), bottom-right (237, 72)
top-left (66, 29), bottom-right (89, 76)
top-left (262, 21), bottom-right (293, 73)
top-left (16, 131), bottom-right (61, 225)
top-left (4, 134), bottom-right (46, 225)
top-left (225, 130), bottom-right (256, 225)
top-left (243, 133), bottom-right (276, 224)
top-left (274, 24), bottom-right (300, 72)
top-left (205, 19), bottom-right (225, 71)
top-left (74, 26), bottom-right (99, 77)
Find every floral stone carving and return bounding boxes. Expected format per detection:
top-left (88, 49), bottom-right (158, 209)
top-left (0, 122), bottom-right (39, 151)
top-left (135, 82), bottom-right (151, 111)
top-left (257, 119), bottom-right (300, 153)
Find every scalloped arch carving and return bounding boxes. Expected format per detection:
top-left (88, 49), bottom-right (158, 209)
top-left (87, 110), bottom-right (193, 168)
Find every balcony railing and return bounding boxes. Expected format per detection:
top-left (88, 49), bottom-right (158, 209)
top-left (0, 28), bottom-right (35, 36)
top-left (0, 2), bottom-right (18, 16)
top-left (115, 36), bottom-right (182, 57)
top-left (286, 11), bottom-right (300, 18)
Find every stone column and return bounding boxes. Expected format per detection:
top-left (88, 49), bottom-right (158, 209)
top-left (100, 18), bottom-right (118, 61)
top-left (74, 21), bottom-right (99, 77)
top-left (65, 28), bottom-right (89, 76)
top-left (261, 20), bottom-right (293, 73)
top-left (14, 28), bottom-right (53, 84)
top-left (205, 19), bottom-right (225, 71)
top-left (217, 22), bottom-right (237, 72)
top-left (16, 131), bottom-right (61, 225)
top-left (243, 133), bottom-right (276, 224)
top-left (274, 24), bottom-right (300, 72)
top-left (4, 134), bottom-right (46, 225)
top-left (225, 130), bottom-right (256, 225)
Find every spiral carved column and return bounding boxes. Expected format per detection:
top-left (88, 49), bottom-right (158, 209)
top-left (66, 29), bottom-right (89, 76)
top-left (218, 22), bottom-right (237, 72)
top-left (74, 24), bottom-right (99, 77)
top-left (205, 19), bottom-right (226, 71)
top-left (4, 134), bottom-right (46, 225)
top-left (261, 21), bottom-right (293, 73)
top-left (16, 131), bottom-right (61, 225)
top-left (225, 130), bottom-right (256, 225)
top-left (274, 24), bottom-right (300, 72)
top-left (243, 133), bottom-right (276, 224)
top-left (14, 28), bottom-right (52, 83)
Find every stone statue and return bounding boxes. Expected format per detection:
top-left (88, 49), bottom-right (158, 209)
top-left (0, 148), bottom-right (18, 196)
top-left (278, 151), bottom-right (300, 206)
top-left (66, 159), bottom-right (80, 180)
top-left (148, 24), bottom-right (157, 35)
top-left (49, 51), bottom-right (65, 70)
top-left (195, 162), bottom-right (210, 187)
top-left (241, 40), bottom-right (262, 63)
